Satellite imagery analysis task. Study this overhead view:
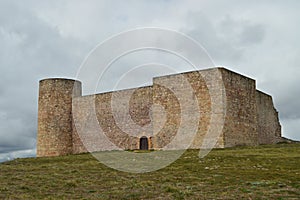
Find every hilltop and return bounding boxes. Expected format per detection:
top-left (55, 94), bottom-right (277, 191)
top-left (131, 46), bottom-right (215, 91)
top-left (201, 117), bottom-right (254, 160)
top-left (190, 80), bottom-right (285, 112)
top-left (0, 143), bottom-right (299, 199)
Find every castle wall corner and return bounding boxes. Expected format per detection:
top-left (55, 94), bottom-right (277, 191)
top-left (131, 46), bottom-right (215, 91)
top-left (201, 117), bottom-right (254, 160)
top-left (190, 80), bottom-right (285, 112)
top-left (219, 68), bottom-right (258, 147)
top-left (256, 90), bottom-right (282, 144)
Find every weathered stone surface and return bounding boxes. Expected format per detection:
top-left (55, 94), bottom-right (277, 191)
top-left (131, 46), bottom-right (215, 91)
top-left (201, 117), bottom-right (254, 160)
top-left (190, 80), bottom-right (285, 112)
top-left (37, 68), bottom-right (282, 157)
top-left (37, 78), bottom-right (81, 157)
top-left (256, 90), bottom-right (282, 144)
top-left (220, 68), bottom-right (258, 147)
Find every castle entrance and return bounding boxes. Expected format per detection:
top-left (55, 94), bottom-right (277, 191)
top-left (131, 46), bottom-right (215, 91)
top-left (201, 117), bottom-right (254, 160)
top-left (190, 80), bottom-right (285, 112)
top-left (140, 136), bottom-right (148, 150)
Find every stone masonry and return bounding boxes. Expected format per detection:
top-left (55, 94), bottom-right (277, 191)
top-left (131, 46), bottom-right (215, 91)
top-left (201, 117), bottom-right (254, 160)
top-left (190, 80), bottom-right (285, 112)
top-left (37, 67), bottom-right (282, 157)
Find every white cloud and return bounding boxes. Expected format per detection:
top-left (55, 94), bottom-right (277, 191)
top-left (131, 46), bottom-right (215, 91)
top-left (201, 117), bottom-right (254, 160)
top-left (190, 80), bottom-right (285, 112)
top-left (0, 149), bottom-right (36, 163)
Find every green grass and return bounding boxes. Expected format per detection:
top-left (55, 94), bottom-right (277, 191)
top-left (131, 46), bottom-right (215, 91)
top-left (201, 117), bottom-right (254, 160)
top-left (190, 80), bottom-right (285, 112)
top-left (0, 143), bottom-right (299, 199)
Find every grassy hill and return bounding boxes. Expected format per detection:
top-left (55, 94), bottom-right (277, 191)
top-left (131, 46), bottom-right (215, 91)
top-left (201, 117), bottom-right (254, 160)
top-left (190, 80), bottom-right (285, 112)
top-left (0, 143), bottom-right (299, 199)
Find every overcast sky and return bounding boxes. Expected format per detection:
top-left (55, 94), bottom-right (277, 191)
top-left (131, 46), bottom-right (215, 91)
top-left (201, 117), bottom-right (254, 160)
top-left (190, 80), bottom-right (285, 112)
top-left (0, 0), bottom-right (299, 162)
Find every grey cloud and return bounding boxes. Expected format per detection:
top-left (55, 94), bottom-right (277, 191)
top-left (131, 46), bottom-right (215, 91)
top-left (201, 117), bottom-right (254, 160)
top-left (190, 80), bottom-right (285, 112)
top-left (0, 0), bottom-right (88, 161)
top-left (239, 24), bottom-right (265, 45)
top-left (182, 13), bottom-right (267, 65)
top-left (218, 15), bottom-right (266, 46)
top-left (182, 12), bottom-right (243, 63)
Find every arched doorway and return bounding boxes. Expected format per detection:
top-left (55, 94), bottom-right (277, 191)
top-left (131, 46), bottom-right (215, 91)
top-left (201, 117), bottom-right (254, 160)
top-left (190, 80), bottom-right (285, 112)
top-left (140, 136), bottom-right (148, 150)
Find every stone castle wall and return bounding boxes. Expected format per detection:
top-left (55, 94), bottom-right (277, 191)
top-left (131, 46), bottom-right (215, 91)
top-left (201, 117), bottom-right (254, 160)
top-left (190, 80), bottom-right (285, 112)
top-left (220, 69), bottom-right (258, 147)
top-left (37, 68), bottom-right (282, 157)
top-left (72, 86), bottom-right (153, 153)
top-left (152, 69), bottom-right (225, 149)
top-left (256, 90), bottom-right (282, 144)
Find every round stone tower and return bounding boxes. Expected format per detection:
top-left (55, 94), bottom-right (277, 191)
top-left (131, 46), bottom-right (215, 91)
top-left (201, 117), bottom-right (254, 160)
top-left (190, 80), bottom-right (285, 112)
top-left (37, 78), bottom-right (82, 157)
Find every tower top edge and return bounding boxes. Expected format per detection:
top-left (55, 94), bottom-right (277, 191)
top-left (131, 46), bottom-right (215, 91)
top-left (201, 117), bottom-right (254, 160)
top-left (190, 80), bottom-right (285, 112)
top-left (39, 78), bottom-right (82, 83)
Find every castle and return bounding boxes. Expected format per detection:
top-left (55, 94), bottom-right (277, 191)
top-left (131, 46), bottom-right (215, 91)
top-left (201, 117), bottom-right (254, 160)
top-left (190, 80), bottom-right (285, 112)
top-left (37, 67), bottom-right (282, 157)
